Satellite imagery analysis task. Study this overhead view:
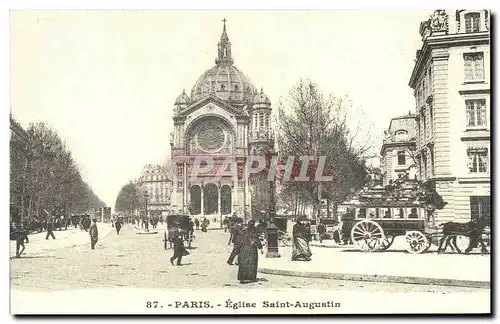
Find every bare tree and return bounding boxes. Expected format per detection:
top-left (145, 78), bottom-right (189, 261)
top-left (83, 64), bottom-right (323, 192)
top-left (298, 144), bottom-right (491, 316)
top-left (276, 79), bottom-right (371, 218)
top-left (17, 122), bottom-right (105, 223)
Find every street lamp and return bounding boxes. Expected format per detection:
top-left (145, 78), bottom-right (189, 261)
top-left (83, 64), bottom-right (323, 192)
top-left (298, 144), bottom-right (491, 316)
top-left (144, 191), bottom-right (149, 232)
top-left (266, 152), bottom-right (280, 258)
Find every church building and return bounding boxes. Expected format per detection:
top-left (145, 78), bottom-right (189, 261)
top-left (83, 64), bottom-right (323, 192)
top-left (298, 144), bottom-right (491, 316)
top-left (170, 20), bottom-right (275, 222)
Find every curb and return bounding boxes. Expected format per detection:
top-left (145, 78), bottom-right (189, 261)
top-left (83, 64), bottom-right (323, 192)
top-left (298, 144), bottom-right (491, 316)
top-left (258, 268), bottom-right (490, 289)
top-left (310, 243), bottom-right (348, 249)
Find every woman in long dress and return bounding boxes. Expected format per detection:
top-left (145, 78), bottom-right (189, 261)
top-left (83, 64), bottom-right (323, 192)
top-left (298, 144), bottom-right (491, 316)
top-left (237, 220), bottom-right (263, 284)
top-left (292, 217), bottom-right (312, 261)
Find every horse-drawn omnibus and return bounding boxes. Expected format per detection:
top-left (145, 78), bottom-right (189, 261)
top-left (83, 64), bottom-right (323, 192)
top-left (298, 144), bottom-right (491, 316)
top-left (340, 182), bottom-right (489, 254)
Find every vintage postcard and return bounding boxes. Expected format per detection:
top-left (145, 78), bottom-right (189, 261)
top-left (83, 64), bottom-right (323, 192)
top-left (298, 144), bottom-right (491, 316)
top-left (9, 10), bottom-right (491, 315)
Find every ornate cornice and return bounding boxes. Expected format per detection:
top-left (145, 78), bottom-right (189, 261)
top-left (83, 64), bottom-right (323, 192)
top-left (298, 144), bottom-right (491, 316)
top-left (177, 94), bottom-right (248, 118)
top-left (409, 32), bottom-right (489, 88)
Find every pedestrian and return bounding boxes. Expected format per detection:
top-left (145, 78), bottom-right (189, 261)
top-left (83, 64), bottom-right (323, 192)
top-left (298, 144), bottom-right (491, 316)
top-left (45, 219), bottom-right (56, 240)
top-left (115, 219), bottom-right (122, 235)
top-left (188, 218), bottom-right (194, 243)
top-left (227, 218), bottom-right (243, 265)
top-left (201, 218), bottom-right (208, 232)
top-left (12, 224), bottom-right (27, 258)
top-left (223, 216), bottom-right (229, 233)
top-left (292, 216), bottom-right (312, 261)
top-left (170, 228), bottom-right (189, 266)
top-left (341, 213), bottom-right (354, 245)
top-left (194, 218), bottom-right (200, 230)
top-left (237, 219), bottom-right (263, 284)
top-left (317, 222), bottom-right (326, 243)
top-left (89, 219), bottom-right (99, 250)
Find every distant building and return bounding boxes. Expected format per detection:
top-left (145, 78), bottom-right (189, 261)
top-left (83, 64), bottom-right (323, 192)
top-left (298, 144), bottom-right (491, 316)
top-left (138, 164), bottom-right (172, 217)
top-left (10, 115), bottom-right (30, 223)
top-left (380, 113), bottom-right (417, 186)
top-left (409, 10), bottom-right (490, 224)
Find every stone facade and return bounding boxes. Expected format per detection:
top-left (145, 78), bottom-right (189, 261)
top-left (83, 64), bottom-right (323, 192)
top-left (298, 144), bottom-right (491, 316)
top-left (10, 115), bottom-right (30, 223)
top-left (138, 164), bottom-right (172, 216)
top-left (170, 21), bottom-right (274, 222)
top-left (409, 10), bottom-right (490, 224)
top-left (380, 114), bottom-right (417, 186)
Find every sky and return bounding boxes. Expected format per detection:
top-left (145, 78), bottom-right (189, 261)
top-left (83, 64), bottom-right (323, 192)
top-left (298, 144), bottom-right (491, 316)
top-left (10, 10), bottom-right (431, 208)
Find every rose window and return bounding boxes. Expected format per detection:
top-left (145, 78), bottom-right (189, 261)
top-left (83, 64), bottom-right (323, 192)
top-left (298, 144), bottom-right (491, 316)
top-left (197, 124), bottom-right (225, 152)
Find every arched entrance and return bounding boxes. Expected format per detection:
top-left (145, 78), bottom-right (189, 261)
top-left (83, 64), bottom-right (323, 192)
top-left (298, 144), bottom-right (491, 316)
top-left (189, 185), bottom-right (201, 215)
top-left (221, 185), bottom-right (232, 215)
top-left (203, 183), bottom-right (219, 215)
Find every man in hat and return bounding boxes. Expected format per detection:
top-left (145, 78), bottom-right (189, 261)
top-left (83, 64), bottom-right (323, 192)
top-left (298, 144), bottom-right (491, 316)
top-left (227, 217), bottom-right (244, 265)
top-left (45, 218), bottom-right (56, 240)
top-left (170, 228), bottom-right (189, 266)
top-left (89, 219), bottom-right (99, 249)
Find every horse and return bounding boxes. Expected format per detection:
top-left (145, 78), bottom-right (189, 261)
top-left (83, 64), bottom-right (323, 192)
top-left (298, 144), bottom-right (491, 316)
top-left (437, 219), bottom-right (488, 254)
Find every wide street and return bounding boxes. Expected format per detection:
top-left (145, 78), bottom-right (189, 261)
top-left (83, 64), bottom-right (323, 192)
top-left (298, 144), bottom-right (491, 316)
top-left (10, 224), bottom-right (486, 294)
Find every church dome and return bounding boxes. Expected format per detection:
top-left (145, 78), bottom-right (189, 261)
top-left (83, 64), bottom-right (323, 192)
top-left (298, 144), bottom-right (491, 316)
top-left (175, 90), bottom-right (190, 106)
top-left (190, 65), bottom-right (257, 103)
top-left (189, 20), bottom-right (258, 104)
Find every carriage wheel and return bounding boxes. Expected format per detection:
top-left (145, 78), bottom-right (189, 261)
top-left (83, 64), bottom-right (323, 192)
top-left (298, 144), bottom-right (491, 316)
top-left (405, 231), bottom-right (429, 254)
top-left (378, 234), bottom-right (395, 251)
top-left (351, 220), bottom-right (385, 252)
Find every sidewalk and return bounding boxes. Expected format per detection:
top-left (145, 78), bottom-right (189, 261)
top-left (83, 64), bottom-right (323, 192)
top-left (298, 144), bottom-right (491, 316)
top-left (10, 223), bottom-right (113, 258)
top-left (258, 245), bottom-right (490, 288)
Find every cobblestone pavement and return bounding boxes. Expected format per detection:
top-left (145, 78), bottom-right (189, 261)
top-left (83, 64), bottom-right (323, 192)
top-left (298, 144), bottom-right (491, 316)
top-left (10, 224), bottom-right (486, 294)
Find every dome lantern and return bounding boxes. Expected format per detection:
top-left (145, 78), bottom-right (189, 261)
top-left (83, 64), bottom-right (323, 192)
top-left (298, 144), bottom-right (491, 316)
top-left (215, 18), bottom-right (234, 66)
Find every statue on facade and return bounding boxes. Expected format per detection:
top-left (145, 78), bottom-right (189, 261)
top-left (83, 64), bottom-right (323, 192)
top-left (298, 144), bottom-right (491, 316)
top-left (430, 10), bottom-right (448, 32)
top-left (384, 129), bottom-right (391, 140)
top-left (170, 132), bottom-right (174, 144)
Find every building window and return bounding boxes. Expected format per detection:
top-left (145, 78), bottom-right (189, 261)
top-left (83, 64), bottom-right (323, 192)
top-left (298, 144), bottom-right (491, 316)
top-left (177, 181), bottom-right (183, 188)
top-left (421, 112), bottom-right (426, 142)
top-left (428, 103), bottom-right (433, 135)
top-left (467, 148), bottom-right (488, 173)
top-left (470, 196), bottom-right (490, 225)
top-left (397, 151), bottom-right (406, 165)
top-left (265, 114), bottom-right (270, 127)
top-left (422, 78), bottom-right (427, 99)
top-left (221, 84), bottom-right (225, 91)
top-left (259, 113), bottom-right (264, 128)
top-left (428, 66), bottom-right (432, 91)
top-left (235, 84), bottom-right (239, 91)
top-left (464, 53), bottom-right (484, 81)
top-left (466, 99), bottom-right (487, 127)
top-left (430, 147), bottom-right (435, 175)
top-left (177, 166), bottom-right (183, 176)
top-left (465, 12), bottom-right (481, 33)
top-left (422, 152), bottom-right (427, 179)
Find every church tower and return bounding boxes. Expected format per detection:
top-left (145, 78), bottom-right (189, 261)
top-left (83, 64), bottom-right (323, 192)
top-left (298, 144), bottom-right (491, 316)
top-left (248, 88), bottom-right (274, 218)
